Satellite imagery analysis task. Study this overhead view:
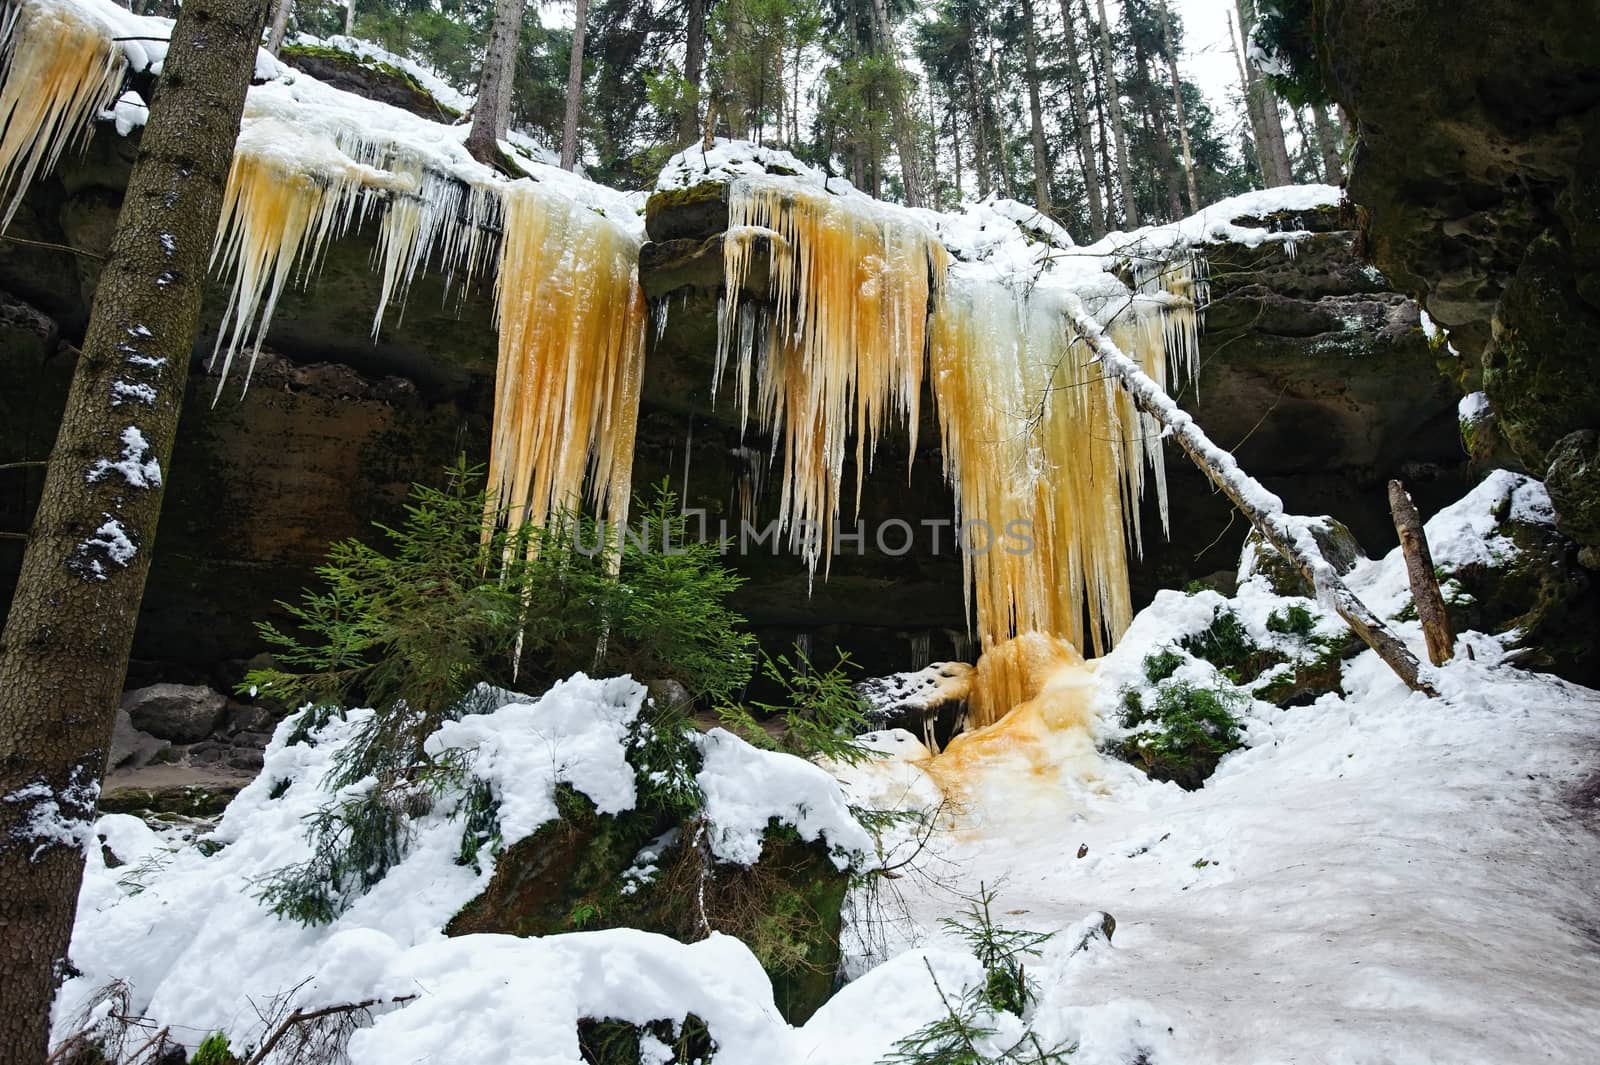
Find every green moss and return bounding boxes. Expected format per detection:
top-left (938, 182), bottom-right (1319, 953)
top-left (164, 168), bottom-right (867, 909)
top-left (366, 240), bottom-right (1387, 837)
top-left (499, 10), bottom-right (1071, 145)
top-left (1182, 608), bottom-right (1286, 685)
top-left (1119, 680), bottom-right (1245, 790)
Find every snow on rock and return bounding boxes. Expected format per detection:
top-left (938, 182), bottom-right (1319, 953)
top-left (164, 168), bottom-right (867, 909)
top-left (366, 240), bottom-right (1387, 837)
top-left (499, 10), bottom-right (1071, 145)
top-left (695, 727), bottom-right (876, 870)
top-left (289, 31), bottom-right (474, 115)
top-left (427, 674), bottom-right (644, 840)
top-left (1459, 389), bottom-right (1492, 426)
top-left (102, 90), bottom-right (146, 136)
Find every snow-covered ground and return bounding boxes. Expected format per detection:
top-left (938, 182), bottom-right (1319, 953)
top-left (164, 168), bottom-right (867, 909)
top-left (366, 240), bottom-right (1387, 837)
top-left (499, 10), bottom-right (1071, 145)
top-left (54, 473), bottom-right (1600, 1063)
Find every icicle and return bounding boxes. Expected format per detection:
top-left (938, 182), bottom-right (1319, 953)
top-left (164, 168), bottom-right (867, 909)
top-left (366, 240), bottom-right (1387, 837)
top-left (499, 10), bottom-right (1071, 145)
top-left (0, 0), bottom-right (126, 226)
top-left (715, 176), bottom-right (949, 577)
top-left (485, 179), bottom-right (646, 545)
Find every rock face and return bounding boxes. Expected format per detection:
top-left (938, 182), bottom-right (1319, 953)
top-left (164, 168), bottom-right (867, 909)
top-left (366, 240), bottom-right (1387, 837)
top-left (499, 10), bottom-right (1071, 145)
top-left (1314, 0), bottom-right (1600, 560)
top-left (0, 116), bottom-right (1464, 685)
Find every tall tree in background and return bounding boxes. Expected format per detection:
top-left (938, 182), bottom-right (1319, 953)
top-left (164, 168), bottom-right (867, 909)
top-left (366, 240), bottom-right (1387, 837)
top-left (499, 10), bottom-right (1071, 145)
top-left (868, 0), bottom-right (925, 205)
top-left (1155, 0), bottom-right (1199, 210)
top-left (679, 0), bottom-right (708, 144)
top-left (1018, 0), bottom-right (1052, 214)
top-left (267, 0), bottom-right (292, 52)
top-left (466, 0), bottom-right (527, 165)
top-left (1058, 0), bottom-right (1106, 236)
top-left (562, 0), bottom-right (593, 168)
top-left (1310, 102), bottom-right (1344, 182)
top-left (1233, 0), bottom-right (1290, 186)
top-left (0, 0), bottom-right (269, 1057)
top-left (1093, 0), bottom-right (1137, 226)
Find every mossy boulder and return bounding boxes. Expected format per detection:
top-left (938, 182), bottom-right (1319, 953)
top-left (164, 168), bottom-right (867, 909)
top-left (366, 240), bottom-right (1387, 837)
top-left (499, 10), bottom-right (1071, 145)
top-left (280, 44), bottom-right (462, 121)
top-left (1237, 517), bottom-right (1365, 598)
top-left (1436, 483), bottom-right (1600, 684)
top-left (447, 787), bottom-right (850, 1024)
top-left (1544, 430), bottom-right (1600, 570)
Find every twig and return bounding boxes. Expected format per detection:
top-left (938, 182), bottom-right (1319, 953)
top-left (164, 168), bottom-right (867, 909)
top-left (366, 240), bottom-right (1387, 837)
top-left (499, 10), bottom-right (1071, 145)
top-left (0, 460), bottom-right (46, 471)
top-left (1389, 479), bottom-right (1455, 666)
top-left (241, 995), bottom-right (415, 1065)
top-left (2, 233), bottom-right (104, 260)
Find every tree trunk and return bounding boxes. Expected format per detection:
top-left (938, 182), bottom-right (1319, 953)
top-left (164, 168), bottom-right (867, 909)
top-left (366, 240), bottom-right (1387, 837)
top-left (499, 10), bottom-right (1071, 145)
top-left (949, 97), bottom-right (963, 200)
top-left (266, 0), bottom-right (290, 53)
top-left (963, 39), bottom-right (991, 198)
top-left (868, 0), bottom-right (924, 206)
top-left (1067, 309), bottom-right (1438, 697)
top-left (343, 0), bottom-right (355, 36)
top-left (1389, 480), bottom-right (1455, 667)
top-left (1156, 0), bottom-right (1200, 212)
top-left (677, 0), bottom-right (706, 147)
top-left (987, 46), bottom-right (1012, 200)
top-left (1311, 102), bottom-right (1344, 182)
top-left (1020, 0), bottom-right (1053, 214)
top-left (1083, 0), bottom-right (1117, 225)
top-left (465, 0), bottom-right (526, 167)
top-left (1234, 0), bottom-right (1291, 186)
top-left (1093, 0), bottom-right (1137, 227)
top-left (1058, 0), bottom-right (1106, 237)
top-left (561, 0), bottom-right (591, 170)
top-left (1227, 7), bottom-right (1272, 184)
top-left (0, 0), bottom-right (269, 1058)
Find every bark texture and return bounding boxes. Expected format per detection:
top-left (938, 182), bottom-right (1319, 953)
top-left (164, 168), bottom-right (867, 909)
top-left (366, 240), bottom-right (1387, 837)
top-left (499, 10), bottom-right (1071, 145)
top-left (561, 0), bottom-right (591, 170)
top-left (677, 0), bottom-right (705, 147)
top-left (266, 0), bottom-right (290, 53)
top-left (0, 0), bottom-right (269, 1057)
top-left (1094, 0), bottom-right (1138, 227)
top-left (1157, 0), bottom-right (1200, 212)
top-left (465, 0), bottom-right (526, 167)
top-left (869, 0), bottom-right (924, 207)
top-left (1059, 0), bottom-right (1106, 237)
top-left (1234, 0), bottom-right (1292, 185)
top-left (1389, 480), bottom-right (1455, 666)
top-left (1311, 103), bottom-right (1345, 182)
top-left (1021, 0), bottom-right (1053, 214)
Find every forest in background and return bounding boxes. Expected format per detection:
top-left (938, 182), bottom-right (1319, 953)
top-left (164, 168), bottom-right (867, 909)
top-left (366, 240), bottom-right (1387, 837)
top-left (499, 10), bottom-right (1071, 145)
top-left (200, 0), bottom-right (1343, 239)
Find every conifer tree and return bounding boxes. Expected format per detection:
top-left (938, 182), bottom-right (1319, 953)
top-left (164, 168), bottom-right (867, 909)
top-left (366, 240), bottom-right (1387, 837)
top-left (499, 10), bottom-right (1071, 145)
top-left (0, 0), bottom-right (270, 1057)
top-left (466, 0), bottom-right (527, 165)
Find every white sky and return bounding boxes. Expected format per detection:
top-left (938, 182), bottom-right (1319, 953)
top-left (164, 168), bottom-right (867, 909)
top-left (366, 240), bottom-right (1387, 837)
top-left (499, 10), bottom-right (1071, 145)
top-left (1168, 0), bottom-right (1247, 115)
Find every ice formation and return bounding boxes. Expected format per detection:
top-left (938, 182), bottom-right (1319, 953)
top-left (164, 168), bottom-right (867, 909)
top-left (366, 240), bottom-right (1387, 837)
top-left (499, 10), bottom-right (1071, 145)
top-left (710, 156), bottom-right (1207, 684)
top-left (717, 177), bottom-right (950, 574)
top-left (0, 0), bottom-right (649, 542)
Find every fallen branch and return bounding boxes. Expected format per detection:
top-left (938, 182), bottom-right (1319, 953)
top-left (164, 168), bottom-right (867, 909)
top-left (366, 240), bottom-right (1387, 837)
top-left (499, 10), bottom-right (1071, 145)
top-left (1389, 479), bottom-right (1455, 666)
top-left (1067, 301), bottom-right (1437, 697)
top-left (242, 994), bottom-right (416, 1065)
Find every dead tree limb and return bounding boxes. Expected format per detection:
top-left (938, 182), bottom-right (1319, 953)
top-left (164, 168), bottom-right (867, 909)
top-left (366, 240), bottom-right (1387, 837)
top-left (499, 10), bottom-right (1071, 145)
top-left (1388, 479), bottom-right (1455, 666)
top-left (242, 995), bottom-right (416, 1065)
top-left (1068, 304), bottom-right (1438, 697)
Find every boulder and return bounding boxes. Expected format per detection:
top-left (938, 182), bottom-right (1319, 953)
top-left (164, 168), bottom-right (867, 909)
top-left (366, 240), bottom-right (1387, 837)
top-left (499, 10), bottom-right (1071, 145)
top-left (1237, 517), bottom-right (1366, 598)
top-left (121, 684), bottom-right (227, 743)
top-left (857, 662), bottom-right (973, 751)
top-left (108, 709), bottom-right (171, 771)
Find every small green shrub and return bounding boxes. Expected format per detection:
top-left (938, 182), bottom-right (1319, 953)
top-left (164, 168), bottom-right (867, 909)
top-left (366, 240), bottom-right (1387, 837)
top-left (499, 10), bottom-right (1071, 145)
top-left (1266, 604), bottom-right (1317, 638)
top-left (718, 647), bottom-right (874, 764)
top-left (190, 1032), bottom-right (235, 1065)
top-left (1120, 680), bottom-right (1246, 790)
top-left (1182, 607), bottom-right (1283, 685)
top-left (881, 884), bottom-right (1074, 1064)
top-left (1142, 647), bottom-right (1185, 683)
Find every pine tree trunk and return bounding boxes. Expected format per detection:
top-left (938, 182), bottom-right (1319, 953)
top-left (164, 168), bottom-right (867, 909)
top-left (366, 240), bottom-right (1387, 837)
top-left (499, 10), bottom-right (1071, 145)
top-left (0, 0), bottom-right (269, 1058)
top-left (1156, 0), bottom-right (1200, 212)
top-left (988, 47), bottom-right (1012, 200)
top-left (1227, 7), bottom-right (1272, 185)
top-left (678, 0), bottom-right (706, 147)
top-left (1135, 39), bottom-right (1182, 219)
top-left (465, 0), bottom-right (526, 166)
top-left (561, 0), bottom-right (590, 170)
top-left (1094, 0), bottom-right (1138, 227)
top-left (964, 42), bottom-right (991, 198)
top-left (1311, 102), bottom-right (1344, 182)
top-left (1020, 0), bottom-right (1053, 214)
top-left (1234, 0), bottom-right (1291, 186)
top-left (949, 98), bottom-right (963, 200)
top-left (266, 0), bottom-right (291, 53)
top-left (868, 0), bottom-right (924, 206)
top-left (1389, 481), bottom-right (1455, 667)
top-left (343, 0), bottom-right (355, 36)
top-left (1058, 0), bottom-right (1106, 237)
